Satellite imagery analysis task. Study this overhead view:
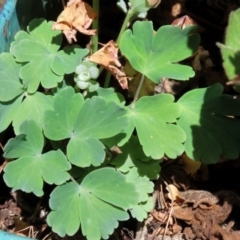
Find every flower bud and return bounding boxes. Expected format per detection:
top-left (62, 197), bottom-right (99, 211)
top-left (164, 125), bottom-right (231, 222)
top-left (172, 15), bottom-right (196, 29)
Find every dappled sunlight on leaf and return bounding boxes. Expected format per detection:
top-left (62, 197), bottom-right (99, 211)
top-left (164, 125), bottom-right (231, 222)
top-left (177, 83), bottom-right (240, 163)
top-left (120, 95), bottom-right (185, 159)
top-left (120, 21), bottom-right (200, 83)
top-left (3, 120), bottom-right (71, 197)
top-left (43, 87), bottom-right (128, 167)
top-left (47, 168), bottom-right (139, 239)
top-left (10, 19), bottom-right (88, 93)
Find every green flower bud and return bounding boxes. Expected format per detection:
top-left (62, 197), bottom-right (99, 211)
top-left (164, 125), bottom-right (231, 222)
top-left (77, 81), bottom-right (90, 90)
top-left (77, 71), bottom-right (91, 82)
top-left (89, 66), bottom-right (99, 79)
top-left (88, 80), bottom-right (100, 92)
top-left (75, 60), bottom-right (99, 81)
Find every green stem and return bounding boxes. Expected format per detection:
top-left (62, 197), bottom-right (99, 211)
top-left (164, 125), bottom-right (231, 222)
top-left (92, 0), bottom-right (99, 53)
top-left (70, 175), bottom-right (78, 184)
top-left (103, 72), bottom-right (111, 88)
top-left (104, 10), bottom-right (135, 88)
top-left (116, 9), bottom-right (135, 45)
top-left (130, 74), bottom-right (145, 108)
top-left (74, 84), bottom-right (80, 92)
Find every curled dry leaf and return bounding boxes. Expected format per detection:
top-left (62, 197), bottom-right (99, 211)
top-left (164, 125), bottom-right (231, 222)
top-left (166, 184), bottom-right (179, 201)
top-left (90, 40), bottom-right (121, 67)
top-left (89, 40), bottom-right (130, 89)
top-left (52, 0), bottom-right (97, 43)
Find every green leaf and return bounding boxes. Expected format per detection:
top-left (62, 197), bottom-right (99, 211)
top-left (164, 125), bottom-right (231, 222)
top-left (129, 0), bottom-right (152, 13)
top-left (13, 92), bottom-right (53, 134)
top-left (177, 83), bottom-right (240, 164)
top-left (4, 120), bottom-right (43, 158)
top-left (124, 167), bottom-right (154, 202)
top-left (47, 168), bottom-right (138, 239)
top-left (112, 136), bottom-right (161, 180)
top-left (217, 8), bottom-right (240, 92)
top-left (3, 120), bottom-right (71, 196)
top-left (130, 197), bottom-right (153, 221)
top-left (44, 87), bottom-right (128, 167)
top-left (88, 87), bottom-right (125, 106)
top-left (0, 96), bottom-right (23, 133)
top-left (0, 53), bottom-right (23, 101)
top-left (123, 167), bottom-right (154, 221)
top-left (119, 21), bottom-right (200, 83)
top-left (123, 94), bottom-right (185, 159)
top-left (10, 19), bottom-right (88, 93)
top-left (47, 182), bottom-right (81, 237)
top-left (44, 87), bottom-right (84, 140)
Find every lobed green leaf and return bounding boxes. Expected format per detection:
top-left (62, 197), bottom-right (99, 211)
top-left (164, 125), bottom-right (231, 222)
top-left (3, 120), bottom-right (71, 196)
top-left (217, 8), bottom-right (240, 92)
top-left (13, 92), bottom-right (53, 134)
top-left (0, 96), bottom-right (23, 133)
top-left (48, 168), bottom-right (138, 239)
top-left (177, 83), bottom-right (240, 163)
top-left (10, 18), bottom-right (88, 93)
top-left (112, 136), bottom-right (160, 179)
top-left (0, 53), bottom-right (23, 102)
top-left (44, 87), bottom-right (128, 167)
top-left (122, 94), bottom-right (185, 159)
top-left (120, 21), bottom-right (200, 83)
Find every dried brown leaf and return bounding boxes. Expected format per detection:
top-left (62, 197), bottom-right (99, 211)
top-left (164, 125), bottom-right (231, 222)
top-left (166, 184), bottom-right (179, 201)
top-left (89, 40), bottom-right (120, 68)
top-left (52, 0), bottom-right (97, 43)
top-left (89, 40), bottom-right (130, 89)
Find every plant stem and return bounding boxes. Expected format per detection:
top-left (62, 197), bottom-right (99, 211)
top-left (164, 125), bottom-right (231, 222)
top-left (104, 10), bottom-right (135, 88)
top-left (104, 72), bottom-right (111, 88)
top-left (70, 175), bottom-right (78, 184)
top-left (116, 9), bottom-right (134, 45)
top-left (61, 0), bottom-right (66, 8)
top-left (131, 74), bottom-right (145, 108)
top-left (92, 0), bottom-right (99, 53)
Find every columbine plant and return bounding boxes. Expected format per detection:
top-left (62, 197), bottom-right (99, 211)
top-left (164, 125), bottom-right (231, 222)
top-left (1, 0), bottom-right (240, 239)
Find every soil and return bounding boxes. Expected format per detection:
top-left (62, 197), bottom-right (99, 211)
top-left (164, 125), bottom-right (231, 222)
top-left (1, 0), bottom-right (240, 239)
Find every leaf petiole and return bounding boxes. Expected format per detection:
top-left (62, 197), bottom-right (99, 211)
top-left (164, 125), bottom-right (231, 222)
top-left (104, 8), bottom-right (135, 88)
top-left (92, 0), bottom-right (99, 53)
top-left (130, 73), bottom-right (145, 108)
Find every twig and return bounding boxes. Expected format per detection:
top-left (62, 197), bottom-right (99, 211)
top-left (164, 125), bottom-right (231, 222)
top-left (0, 160), bottom-right (7, 174)
top-left (61, 0), bottom-right (66, 8)
top-left (42, 232), bottom-right (52, 240)
top-left (0, 142), bottom-right (4, 150)
top-left (160, 184), bottom-right (167, 209)
top-left (226, 80), bottom-right (240, 85)
top-left (162, 181), bottom-right (174, 240)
